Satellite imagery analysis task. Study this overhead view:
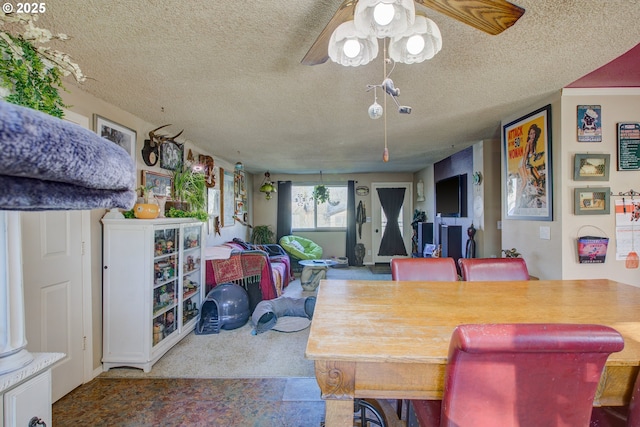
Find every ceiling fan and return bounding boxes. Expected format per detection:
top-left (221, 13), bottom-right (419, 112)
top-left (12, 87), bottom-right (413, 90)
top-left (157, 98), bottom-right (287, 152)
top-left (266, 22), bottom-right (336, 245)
top-left (301, 0), bottom-right (525, 66)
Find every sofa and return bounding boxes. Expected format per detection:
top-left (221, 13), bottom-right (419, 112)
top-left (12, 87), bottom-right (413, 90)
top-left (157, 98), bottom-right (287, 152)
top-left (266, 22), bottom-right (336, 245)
top-left (204, 239), bottom-right (293, 311)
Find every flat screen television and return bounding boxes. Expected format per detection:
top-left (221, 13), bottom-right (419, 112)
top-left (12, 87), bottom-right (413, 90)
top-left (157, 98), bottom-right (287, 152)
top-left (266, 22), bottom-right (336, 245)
top-left (435, 174), bottom-right (467, 217)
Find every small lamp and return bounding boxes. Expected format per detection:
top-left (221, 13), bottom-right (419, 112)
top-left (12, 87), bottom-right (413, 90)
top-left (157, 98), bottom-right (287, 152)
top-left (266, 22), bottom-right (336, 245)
top-left (259, 172), bottom-right (276, 200)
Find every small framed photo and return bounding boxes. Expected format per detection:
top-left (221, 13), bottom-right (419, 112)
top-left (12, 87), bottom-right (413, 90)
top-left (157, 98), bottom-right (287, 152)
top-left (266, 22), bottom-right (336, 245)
top-left (160, 140), bottom-right (184, 171)
top-left (577, 105), bottom-right (602, 142)
top-left (94, 115), bottom-right (136, 160)
top-left (573, 153), bottom-right (610, 181)
top-left (574, 187), bottom-right (610, 215)
top-left (141, 170), bottom-right (172, 198)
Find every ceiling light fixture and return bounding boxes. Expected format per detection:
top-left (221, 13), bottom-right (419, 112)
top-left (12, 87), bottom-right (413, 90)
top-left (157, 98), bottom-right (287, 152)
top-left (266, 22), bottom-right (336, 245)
top-left (259, 171), bottom-right (276, 200)
top-left (328, 0), bottom-right (442, 67)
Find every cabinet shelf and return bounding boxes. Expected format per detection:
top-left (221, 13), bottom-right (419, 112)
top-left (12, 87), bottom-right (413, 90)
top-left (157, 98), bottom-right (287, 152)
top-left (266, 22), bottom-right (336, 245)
top-left (183, 288), bottom-right (199, 300)
top-left (153, 301), bottom-right (177, 317)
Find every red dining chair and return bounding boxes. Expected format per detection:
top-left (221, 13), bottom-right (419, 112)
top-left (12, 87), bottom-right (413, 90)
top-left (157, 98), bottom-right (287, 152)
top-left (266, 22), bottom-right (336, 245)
top-left (590, 369), bottom-right (640, 427)
top-left (391, 257), bottom-right (458, 282)
top-left (389, 257), bottom-right (458, 419)
top-left (409, 323), bottom-right (625, 427)
top-left (458, 257), bottom-right (529, 281)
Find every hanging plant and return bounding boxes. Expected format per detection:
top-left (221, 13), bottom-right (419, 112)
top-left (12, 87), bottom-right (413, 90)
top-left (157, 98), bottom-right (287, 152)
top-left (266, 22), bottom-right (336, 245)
top-left (313, 185), bottom-right (330, 204)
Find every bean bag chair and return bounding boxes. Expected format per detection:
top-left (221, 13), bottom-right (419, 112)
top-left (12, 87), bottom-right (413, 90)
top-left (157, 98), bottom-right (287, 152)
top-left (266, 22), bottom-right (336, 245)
top-left (279, 235), bottom-right (323, 261)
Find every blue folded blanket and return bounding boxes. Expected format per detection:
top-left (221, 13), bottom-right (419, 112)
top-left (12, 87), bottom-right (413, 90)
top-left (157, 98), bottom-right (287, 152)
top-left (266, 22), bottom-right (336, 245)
top-left (0, 101), bottom-right (136, 211)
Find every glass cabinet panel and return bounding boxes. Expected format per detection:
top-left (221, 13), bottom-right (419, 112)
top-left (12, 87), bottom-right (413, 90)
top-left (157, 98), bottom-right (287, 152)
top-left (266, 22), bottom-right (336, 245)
top-left (152, 227), bottom-right (180, 347)
top-left (182, 225), bottom-right (202, 326)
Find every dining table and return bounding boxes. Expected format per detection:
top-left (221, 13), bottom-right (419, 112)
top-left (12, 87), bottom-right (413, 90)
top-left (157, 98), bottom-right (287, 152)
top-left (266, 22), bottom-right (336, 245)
top-left (305, 278), bottom-right (640, 427)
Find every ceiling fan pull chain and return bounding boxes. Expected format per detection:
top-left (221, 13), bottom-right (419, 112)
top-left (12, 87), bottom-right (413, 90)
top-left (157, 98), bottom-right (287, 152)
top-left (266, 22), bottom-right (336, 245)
top-left (383, 40), bottom-right (389, 162)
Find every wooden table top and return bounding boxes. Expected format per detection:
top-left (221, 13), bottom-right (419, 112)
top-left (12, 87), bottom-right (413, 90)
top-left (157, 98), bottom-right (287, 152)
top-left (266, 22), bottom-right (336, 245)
top-left (305, 279), bottom-right (640, 366)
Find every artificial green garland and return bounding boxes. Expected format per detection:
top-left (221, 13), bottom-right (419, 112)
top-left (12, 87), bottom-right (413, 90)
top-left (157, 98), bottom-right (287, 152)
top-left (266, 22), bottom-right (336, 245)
top-left (0, 33), bottom-right (67, 118)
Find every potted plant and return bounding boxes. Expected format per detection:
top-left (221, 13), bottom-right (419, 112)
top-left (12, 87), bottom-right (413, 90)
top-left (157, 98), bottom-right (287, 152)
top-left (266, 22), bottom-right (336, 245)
top-left (168, 162), bottom-right (206, 213)
top-left (312, 185), bottom-right (330, 204)
top-left (251, 225), bottom-right (275, 245)
top-left (502, 248), bottom-right (521, 258)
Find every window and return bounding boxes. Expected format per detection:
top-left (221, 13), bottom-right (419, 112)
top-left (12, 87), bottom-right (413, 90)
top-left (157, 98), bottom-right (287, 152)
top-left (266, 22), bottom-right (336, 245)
top-left (291, 184), bottom-right (348, 230)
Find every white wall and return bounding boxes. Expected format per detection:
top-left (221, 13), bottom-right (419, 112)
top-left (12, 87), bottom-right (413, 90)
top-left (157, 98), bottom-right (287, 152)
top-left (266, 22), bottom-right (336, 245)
top-left (501, 94), bottom-right (563, 280)
top-left (560, 88), bottom-right (640, 286)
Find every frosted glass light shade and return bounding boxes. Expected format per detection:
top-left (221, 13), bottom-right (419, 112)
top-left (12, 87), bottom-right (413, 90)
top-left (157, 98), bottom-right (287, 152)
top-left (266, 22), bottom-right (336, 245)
top-left (389, 15), bottom-right (442, 64)
top-left (368, 101), bottom-right (383, 119)
top-left (328, 21), bottom-right (378, 66)
top-left (354, 0), bottom-right (415, 38)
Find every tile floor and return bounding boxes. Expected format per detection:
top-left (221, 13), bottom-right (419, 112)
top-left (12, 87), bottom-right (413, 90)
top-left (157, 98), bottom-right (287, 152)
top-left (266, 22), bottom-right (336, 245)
top-left (53, 377), bottom-right (325, 426)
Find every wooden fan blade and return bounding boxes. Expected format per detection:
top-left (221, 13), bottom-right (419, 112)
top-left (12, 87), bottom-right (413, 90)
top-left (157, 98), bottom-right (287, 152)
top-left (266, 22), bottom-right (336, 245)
top-left (301, 0), bottom-right (357, 66)
top-left (415, 0), bottom-right (525, 35)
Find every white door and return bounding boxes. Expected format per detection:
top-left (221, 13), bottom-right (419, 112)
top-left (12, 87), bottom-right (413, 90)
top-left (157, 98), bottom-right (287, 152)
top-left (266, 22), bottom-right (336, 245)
top-left (371, 182), bottom-right (413, 264)
top-left (20, 109), bottom-right (92, 402)
top-left (22, 210), bottom-right (86, 402)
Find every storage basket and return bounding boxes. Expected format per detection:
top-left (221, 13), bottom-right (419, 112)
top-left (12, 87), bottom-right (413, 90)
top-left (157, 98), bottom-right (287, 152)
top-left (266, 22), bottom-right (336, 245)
top-left (576, 225), bottom-right (609, 264)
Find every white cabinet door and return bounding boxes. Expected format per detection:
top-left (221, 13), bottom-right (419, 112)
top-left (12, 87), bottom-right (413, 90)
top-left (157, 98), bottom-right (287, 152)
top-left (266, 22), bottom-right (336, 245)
top-left (3, 370), bottom-right (52, 427)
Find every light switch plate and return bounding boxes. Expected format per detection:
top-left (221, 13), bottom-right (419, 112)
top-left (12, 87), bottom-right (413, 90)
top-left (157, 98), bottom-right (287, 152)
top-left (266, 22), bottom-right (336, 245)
top-left (540, 226), bottom-right (551, 240)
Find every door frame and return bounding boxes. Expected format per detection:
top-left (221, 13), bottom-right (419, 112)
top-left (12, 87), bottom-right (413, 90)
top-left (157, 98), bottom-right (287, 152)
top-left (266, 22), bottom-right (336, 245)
top-left (371, 182), bottom-right (413, 264)
top-left (64, 108), bottom-right (94, 385)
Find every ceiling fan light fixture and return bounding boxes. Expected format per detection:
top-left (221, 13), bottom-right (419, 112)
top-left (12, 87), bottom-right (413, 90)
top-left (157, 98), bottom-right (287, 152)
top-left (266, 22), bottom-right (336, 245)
top-left (328, 21), bottom-right (378, 66)
top-left (343, 39), bottom-right (361, 58)
top-left (389, 15), bottom-right (442, 64)
top-left (373, 3), bottom-right (395, 26)
top-left (354, 0), bottom-right (415, 38)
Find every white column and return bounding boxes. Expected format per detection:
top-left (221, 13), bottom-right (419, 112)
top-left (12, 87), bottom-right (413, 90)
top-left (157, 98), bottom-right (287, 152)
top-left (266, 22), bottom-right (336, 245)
top-left (0, 211), bottom-right (34, 374)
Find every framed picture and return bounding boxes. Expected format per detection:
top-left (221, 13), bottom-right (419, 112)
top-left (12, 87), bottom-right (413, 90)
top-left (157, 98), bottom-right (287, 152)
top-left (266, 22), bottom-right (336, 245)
top-left (503, 104), bottom-right (553, 221)
top-left (94, 115), bottom-right (136, 160)
top-left (574, 187), bottom-right (610, 215)
top-left (577, 105), bottom-right (602, 142)
top-left (234, 169), bottom-right (246, 197)
top-left (160, 140), bottom-right (184, 171)
top-left (207, 187), bottom-right (220, 234)
top-left (617, 122), bottom-right (640, 171)
top-left (218, 167), bottom-right (235, 228)
top-left (574, 153), bottom-right (610, 181)
top-left (141, 170), bottom-right (173, 198)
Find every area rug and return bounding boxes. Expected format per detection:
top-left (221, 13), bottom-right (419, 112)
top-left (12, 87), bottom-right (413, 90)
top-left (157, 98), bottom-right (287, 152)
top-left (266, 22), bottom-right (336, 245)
top-left (99, 266), bottom-right (390, 379)
top-left (368, 263), bottom-right (392, 274)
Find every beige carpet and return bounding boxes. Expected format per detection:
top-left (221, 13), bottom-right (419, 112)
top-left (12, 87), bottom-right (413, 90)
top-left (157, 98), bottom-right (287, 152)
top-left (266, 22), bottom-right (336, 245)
top-left (100, 266), bottom-right (390, 379)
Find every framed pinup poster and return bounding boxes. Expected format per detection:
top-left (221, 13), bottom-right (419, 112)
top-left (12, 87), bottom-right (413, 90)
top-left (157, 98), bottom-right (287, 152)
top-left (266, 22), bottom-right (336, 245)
top-left (503, 104), bottom-right (553, 221)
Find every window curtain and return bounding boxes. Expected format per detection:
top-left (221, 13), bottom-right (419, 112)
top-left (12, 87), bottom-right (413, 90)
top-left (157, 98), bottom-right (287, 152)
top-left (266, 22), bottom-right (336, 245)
top-left (377, 187), bottom-right (407, 256)
top-left (345, 180), bottom-right (356, 265)
top-left (276, 181), bottom-right (292, 243)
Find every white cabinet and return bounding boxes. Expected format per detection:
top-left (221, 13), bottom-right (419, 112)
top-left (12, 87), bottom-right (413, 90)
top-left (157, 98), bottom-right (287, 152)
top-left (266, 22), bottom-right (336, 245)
top-left (101, 218), bottom-right (204, 372)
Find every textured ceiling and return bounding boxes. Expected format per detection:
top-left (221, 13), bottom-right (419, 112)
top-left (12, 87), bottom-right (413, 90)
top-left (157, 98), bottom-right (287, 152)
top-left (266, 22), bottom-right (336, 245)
top-left (33, 1), bottom-right (640, 174)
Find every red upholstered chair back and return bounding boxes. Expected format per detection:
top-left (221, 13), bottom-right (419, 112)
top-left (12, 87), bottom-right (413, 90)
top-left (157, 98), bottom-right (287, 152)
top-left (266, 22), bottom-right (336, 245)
top-left (440, 324), bottom-right (624, 427)
top-left (391, 257), bottom-right (458, 282)
top-left (459, 257), bottom-right (529, 281)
